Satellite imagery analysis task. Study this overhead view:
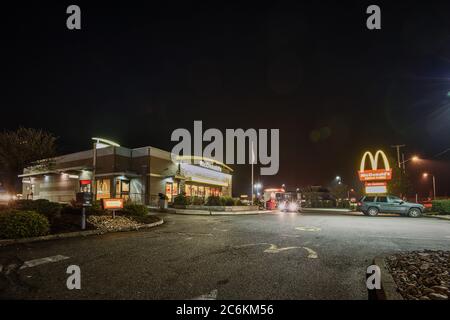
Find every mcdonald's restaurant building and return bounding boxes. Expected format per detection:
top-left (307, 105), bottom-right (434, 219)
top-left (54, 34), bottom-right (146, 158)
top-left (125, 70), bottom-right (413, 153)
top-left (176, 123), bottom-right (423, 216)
top-left (19, 145), bottom-right (233, 205)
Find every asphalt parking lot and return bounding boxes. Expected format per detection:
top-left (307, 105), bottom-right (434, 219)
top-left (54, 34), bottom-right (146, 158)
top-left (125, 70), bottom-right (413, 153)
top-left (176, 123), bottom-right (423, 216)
top-left (0, 210), bottom-right (449, 299)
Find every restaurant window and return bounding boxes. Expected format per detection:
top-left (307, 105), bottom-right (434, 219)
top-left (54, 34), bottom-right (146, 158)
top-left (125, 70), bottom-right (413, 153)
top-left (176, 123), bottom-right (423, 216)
top-left (115, 179), bottom-right (130, 201)
top-left (173, 182), bottom-right (178, 196)
top-left (165, 182), bottom-right (173, 202)
top-left (185, 185), bottom-right (191, 197)
top-left (191, 185), bottom-right (198, 197)
top-left (198, 186), bottom-right (205, 198)
top-left (96, 179), bottom-right (111, 200)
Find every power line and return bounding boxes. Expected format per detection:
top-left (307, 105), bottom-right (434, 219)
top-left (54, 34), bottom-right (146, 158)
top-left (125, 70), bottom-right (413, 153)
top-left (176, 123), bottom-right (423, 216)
top-left (433, 148), bottom-right (450, 159)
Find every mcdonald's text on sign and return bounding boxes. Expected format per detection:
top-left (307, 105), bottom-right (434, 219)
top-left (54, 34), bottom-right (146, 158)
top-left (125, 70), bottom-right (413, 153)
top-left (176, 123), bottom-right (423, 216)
top-left (358, 169), bottom-right (392, 181)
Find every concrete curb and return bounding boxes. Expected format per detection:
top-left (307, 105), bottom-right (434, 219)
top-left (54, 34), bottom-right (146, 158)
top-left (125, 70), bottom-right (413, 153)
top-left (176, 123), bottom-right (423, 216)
top-left (370, 256), bottom-right (403, 300)
top-left (0, 218), bottom-right (164, 247)
top-left (302, 208), bottom-right (352, 212)
top-left (167, 208), bottom-right (276, 216)
top-left (423, 215), bottom-right (450, 221)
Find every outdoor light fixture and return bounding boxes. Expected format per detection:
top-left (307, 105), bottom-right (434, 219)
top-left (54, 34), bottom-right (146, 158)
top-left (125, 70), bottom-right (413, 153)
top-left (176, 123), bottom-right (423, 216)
top-left (92, 137), bottom-right (121, 148)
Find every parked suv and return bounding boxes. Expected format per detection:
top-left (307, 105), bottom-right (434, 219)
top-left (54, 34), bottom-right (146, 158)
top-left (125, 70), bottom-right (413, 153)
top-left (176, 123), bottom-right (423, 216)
top-left (358, 195), bottom-right (424, 217)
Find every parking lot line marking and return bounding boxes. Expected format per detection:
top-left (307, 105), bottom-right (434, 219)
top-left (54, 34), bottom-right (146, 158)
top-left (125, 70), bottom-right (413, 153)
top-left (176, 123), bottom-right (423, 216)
top-left (233, 243), bottom-right (269, 249)
top-left (302, 247), bottom-right (318, 259)
top-left (193, 289), bottom-right (218, 300)
top-left (264, 244), bottom-right (301, 253)
top-left (19, 255), bottom-right (70, 270)
top-left (295, 226), bottom-right (321, 232)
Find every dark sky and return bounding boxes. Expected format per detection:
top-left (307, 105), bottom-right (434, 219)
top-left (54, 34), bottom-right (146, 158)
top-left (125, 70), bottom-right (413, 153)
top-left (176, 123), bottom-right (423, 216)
top-left (3, 1), bottom-right (450, 197)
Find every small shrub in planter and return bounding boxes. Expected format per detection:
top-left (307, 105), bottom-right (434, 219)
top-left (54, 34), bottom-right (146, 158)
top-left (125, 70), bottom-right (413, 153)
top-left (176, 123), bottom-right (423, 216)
top-left (86, 201), bottom-right (108, 216)
top-left (123, 203), bottom-right (149, 217)
top-left (173, 194), bottom-right (188, 206)
top-left (221, 196), bottom-right (235, 206)
top-left (0, 210), bottom-right (50, 239)
top-left (191, 196), bottom-right (205, 205)
top-left (206, 196), bottom-right (222, 206)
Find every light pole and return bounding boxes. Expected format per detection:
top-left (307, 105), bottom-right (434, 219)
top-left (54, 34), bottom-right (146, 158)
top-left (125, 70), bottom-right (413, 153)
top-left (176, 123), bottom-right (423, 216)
top-left (422, 173), bottom-right (436, 200)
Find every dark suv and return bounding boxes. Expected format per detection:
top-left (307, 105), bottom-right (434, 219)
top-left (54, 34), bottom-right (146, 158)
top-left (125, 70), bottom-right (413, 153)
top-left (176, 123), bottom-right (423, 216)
top-left (358, 195), bottom-right (424, 217)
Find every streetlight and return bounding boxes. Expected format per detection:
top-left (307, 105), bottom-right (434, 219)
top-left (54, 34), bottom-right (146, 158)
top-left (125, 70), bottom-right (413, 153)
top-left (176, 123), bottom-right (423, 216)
top-left (254, 183), bottom-right (262, 196)
top-left (348, 188), bottom-right (354, 199)
top-left (400, 155), bottom-right (420, 165)
top-left (281, 184), bottom-right (286, 190)
top-left (422, 173), bottom-right (437, 200)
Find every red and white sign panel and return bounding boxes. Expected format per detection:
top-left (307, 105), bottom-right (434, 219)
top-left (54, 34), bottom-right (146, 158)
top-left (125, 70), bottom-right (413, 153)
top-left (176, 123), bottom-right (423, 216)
top-left (102, 198), bottom-right (124, 210)
top-left (365, 181), bottom-right (387, 187)
top-left (365, 185), bottom-right (387, 194)
top-left (358, 169), bottom-right (392, 181)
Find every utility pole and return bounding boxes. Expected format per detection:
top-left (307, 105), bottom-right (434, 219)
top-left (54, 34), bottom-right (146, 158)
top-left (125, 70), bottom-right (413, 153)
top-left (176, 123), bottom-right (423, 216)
top-left (391, 144), bottom-right (406, 169)
top-left (401, 153), bottom-right (406, 173)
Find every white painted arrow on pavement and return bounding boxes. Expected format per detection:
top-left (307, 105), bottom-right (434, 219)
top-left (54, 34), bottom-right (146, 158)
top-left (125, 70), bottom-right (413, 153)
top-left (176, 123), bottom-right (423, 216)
top-left (193, 289), bottom-right (218, 300)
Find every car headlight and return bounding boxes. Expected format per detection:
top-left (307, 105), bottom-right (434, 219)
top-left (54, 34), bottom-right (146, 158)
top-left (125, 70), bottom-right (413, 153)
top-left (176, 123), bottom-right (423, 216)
top-left (288, 202), bottom-right (298, 211)
top-left (278, 203), bottom-right (286, 210)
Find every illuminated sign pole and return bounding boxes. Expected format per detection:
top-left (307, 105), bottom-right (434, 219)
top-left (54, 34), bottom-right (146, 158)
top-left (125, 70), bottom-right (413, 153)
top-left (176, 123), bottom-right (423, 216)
top-left (358, 150), bottom-right (392, 194)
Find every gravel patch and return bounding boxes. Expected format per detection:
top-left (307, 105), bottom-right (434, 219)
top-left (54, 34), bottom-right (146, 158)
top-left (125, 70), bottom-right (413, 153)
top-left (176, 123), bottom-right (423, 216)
top-left (386, 250), bottom-right (449, 300)
top-left (87, 215), bottom-right (141, 232)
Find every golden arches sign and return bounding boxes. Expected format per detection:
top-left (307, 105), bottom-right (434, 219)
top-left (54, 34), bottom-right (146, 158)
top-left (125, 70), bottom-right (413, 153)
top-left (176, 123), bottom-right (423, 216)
top-left (360, 150), bottom-right (390, 172)
top-left (358, 150), bottom-right (392, 182)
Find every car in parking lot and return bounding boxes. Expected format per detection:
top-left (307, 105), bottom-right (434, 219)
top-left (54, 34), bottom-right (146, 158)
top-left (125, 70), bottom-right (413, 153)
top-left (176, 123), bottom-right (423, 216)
top-left (358, 195), bottom-right (424, 217)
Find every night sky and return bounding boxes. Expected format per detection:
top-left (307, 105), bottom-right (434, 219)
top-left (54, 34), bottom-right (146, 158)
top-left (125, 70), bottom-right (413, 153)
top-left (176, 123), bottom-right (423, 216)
top-left (3, 1), bottom-right (450, 197)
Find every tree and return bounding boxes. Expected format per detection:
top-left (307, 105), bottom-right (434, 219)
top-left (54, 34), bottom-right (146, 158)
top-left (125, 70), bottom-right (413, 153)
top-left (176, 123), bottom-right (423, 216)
top-left (0, 128), bottom-right (57, 193)
top-left (329, 182), bottom-right (349, 200)
top-left (387, 164), bottom-right (414, 198)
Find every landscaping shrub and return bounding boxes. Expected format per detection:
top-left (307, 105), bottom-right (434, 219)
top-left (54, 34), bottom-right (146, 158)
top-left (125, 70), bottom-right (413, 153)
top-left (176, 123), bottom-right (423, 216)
top-left (12, 199), bottom-right (62, 222)
top-left (206, 196), bottom-right (223, 206)
top-left (173, 194), bottom-right (188, 206)
top-left (0, 210), bottom-right (50, 239)
top-left (222, 196), bottom-right (235, 206)
top-left (86, 201), bottom-right (108, 215)
top-left (190, 196), bottom-right (205, 205)
top-left (34, 200), bottom-right (62, 222)
top-left (12, 199), bottom-right (36, 211)
top-left (122, 203), bottom-right (149, 217)
top-left (431, 200), bottom-right (450, 215)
